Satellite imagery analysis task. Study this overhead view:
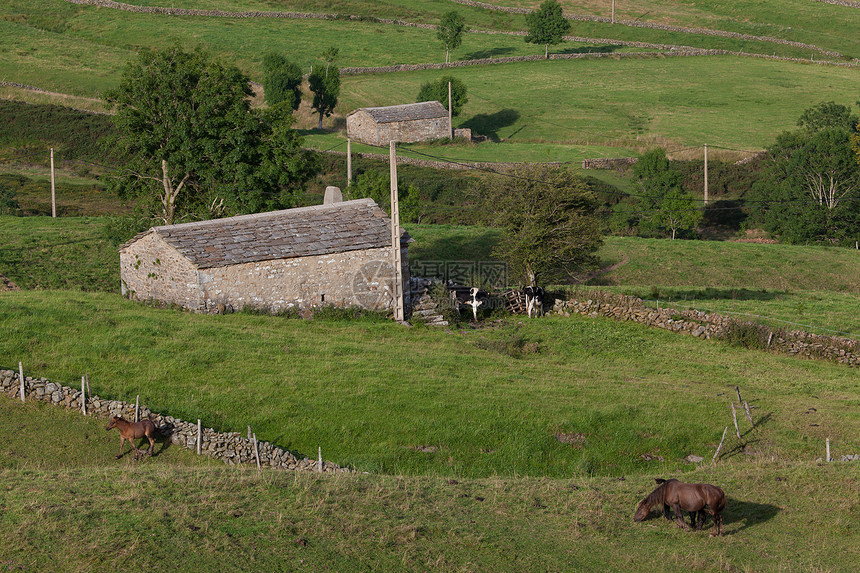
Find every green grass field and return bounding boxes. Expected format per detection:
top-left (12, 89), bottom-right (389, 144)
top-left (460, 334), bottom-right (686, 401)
top-left (4, 1), bottom-right (860, 162)
top-left (336, 56), bottom-right (860, 151)
top-left (2, 3), bottom-right (860, 568)
top-left (1, 395), bottom-right (857, 573)
top-left (0, 395), bottom-right (858, 573)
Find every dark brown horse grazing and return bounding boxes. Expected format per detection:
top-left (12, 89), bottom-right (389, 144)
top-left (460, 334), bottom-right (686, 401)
top-left (105, 416), bottom-right (157, 459)
top-left (634, 478), bottom-right (726, 536)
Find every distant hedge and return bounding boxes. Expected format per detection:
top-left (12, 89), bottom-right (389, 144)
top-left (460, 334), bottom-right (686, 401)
top-left (0, 100), bottom-right (115, 164)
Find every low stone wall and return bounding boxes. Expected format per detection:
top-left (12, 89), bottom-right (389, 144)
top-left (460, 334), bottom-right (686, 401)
top-left (0, 368), bottom-right (348, 472)
top-left (552, 292), bottom-right (860, 367)
top-left (582, 157), bottom-right (638, 170)
top-left (815, 0), bottom-right (860, 8)
top-left (451, 0), bottom-right (844, 58)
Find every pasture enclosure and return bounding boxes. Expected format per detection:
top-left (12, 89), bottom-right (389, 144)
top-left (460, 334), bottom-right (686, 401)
top-left (2, 286), bottom-right (859, 478)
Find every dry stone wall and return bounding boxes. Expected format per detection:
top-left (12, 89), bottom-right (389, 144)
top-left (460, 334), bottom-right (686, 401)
top-left (451, 0), bottom-right (845, 58)
top-left (552, 292), bottom-right (860, 367)
top-left (0, 368), bottom-right (349, 472)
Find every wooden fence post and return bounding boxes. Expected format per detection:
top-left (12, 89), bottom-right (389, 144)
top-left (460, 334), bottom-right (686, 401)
top-left (711, 426), bottom-right (728, 465)
top-left (731, 402), bottom-right (740, 438)
top-left (253, 433), bottom-right (261, 469)
top-left (18, 362), bottom-right (25, 403)
top-left (826, 438), bottom-right (831, 462)
top-left (81, 376), bottom-right (87, 416)
top-left (743, 400), bottom-right (754, 427)
top-left (318, 446), bottom-right (323, 473)
top-left (197, 419), bottom-right (202, 455)
top-left (135, 395), bottom-right (140, 423)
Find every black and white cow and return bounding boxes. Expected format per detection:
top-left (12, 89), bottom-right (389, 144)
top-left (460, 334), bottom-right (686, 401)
top-left (447, 283), bottom-right (489, 321)
top-left (523, 286), bottom-right (545, 318)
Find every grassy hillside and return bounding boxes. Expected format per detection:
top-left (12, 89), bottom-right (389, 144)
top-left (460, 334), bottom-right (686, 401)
top-left (337, 56), bottom-right (860, 151)
top-left (2, 288), bottom-right (859, 478)
top-left (0, 399), bottom-right (858, 573)
top-left (2, 215), bottom-right (859, 333)
top-left (4, 1), bottom-right (860, 158)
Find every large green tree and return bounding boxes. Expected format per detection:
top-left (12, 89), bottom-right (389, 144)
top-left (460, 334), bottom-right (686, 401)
top-left (345, 170), bottom-right (423, 224)
top-left (797, 101), bottom-right (858, 133)
top-left (104, 46), bottom-right (316, 224)
top-left (417, 76), bottom-right (468, 118)
top-left (525, 0), bottom-right (571, 59)
top-left (479, 164), bottom-right (602, 287)
top-left (754, 127), bottom-right (860, 244)
top-left (437, 10), bottom-right (466, 64)
top-left (262, 53), bottom-right (303, 111)
top-left (633, 148), bottom-right (701, 239)
top-left (309, 61), bottom-right (340, 129)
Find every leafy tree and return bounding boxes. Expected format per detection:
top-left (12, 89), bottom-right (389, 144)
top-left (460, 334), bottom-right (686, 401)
top-left (417, 76), bottom-right (468, 118)
top-left (321, 46), bottom-right (340, 73)
top-left (633, 148), bottom-right (701, 239)
top-left (309, 62), bottom-right (340, 129)
top-left (797, 101), bottom-right (858, 133)
top-left (656, 187), bottom-right (703, 240)
top-left (262, 53), bottom-right (303, 111)
top-left (345, 170), bottom-right (423, 224)
top-left (478, 164), bottom-right (602, 286)
top-left (525, 0), bottom-right (571, 59)
top-left (754, 127), bottom-right (860, 244)
top-left (103, 46), bottom-right (317, 224)
top-left (437, 10), bottom-right (466, 64)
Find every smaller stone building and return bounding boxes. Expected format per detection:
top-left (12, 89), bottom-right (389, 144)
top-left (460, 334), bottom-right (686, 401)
top-left (346, 101), bottom-right (450, 146)
top-left (119, 198), bottom-right (410, 313)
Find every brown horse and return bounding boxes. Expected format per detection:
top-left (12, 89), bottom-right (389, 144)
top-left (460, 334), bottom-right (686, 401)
top-left (105, 416), bottom-right (157, 459)
top-left (634, 478), bottom-right (726, 536)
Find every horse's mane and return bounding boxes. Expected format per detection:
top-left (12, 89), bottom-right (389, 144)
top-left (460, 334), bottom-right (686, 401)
top-left (643, 479), bottom-right (671, 506)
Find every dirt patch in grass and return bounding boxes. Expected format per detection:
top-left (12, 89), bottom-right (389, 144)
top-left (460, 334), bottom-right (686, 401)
top-left (0, 274), bottom-right (19, 291)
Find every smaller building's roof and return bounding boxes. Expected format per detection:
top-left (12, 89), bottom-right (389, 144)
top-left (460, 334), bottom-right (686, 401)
top-left (348, 101), bottom-right (447, 124)
top-left (122, 199), bottom-right (410, 269)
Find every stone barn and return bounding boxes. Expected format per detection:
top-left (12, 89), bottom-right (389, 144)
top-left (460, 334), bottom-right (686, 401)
top-left (346, 101), bottom-right (450, 146)
top-left (119, 198), bottom-right (411, 314)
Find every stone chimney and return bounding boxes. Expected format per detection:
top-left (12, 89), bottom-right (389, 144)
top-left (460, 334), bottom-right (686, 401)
top-left (323, 186), bottom-right (343, 204)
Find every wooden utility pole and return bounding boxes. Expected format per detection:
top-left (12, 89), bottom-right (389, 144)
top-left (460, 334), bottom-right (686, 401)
top-left (448, 81), bottom-right (453, 138)
top-left (50, 148), bottom-right (56, 218)
top-left (346, 138), bottom-right (352, 186)
top-left (703, 143), bottom-right (709, 206)
top-left (389, 141), bottom-right (404, 321)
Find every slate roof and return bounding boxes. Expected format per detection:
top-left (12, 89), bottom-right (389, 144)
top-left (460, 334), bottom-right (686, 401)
top-left (122, 199), bottom-right (410, 269)
top-left (349, 101), bottom-right (447, 124)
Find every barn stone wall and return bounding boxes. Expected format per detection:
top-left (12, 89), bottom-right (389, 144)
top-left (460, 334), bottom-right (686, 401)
top-left (377, 117), bottom-right (450, 145)
top-left (347, 110), bottom-right (450, 146)
top-left (199, 244), bottom-right (410, 313)
top-left (121, 235), bottom-right (410, 314)
top-left (120, 232), bottom-right (202, 309)
top-left (346, 110), bottom-right (380, 146)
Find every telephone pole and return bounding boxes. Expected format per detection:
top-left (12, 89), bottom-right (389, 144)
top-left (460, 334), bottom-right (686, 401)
top-left (703, 143), bottom-right (709, 206)
top-left (448, 81), bottom-right (453, 138)
top-left (50, 148), bottom-right (56, 218)
top-left (389, 141), bottom-right (404, 321)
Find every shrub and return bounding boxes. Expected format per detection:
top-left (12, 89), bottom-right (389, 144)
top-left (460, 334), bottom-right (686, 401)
top-left (718, 321), bottom-right (771, 350)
